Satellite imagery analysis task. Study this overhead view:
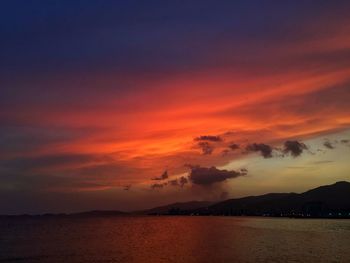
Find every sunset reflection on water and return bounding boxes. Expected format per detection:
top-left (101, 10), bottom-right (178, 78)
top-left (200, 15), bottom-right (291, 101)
top-left (0, 216), bottom-right (349, 263)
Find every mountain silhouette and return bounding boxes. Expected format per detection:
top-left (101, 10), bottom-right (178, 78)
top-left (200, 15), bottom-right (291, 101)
top-left (1, 181), bottom-right (349, 218)
top-left (142, 181), bottom-right (350, 217)
top-left (197, 181), bottom-right (350, 217)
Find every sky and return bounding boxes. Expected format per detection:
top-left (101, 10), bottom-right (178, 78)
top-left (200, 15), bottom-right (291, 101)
top-left (0, 1), bottom-right (350, 214)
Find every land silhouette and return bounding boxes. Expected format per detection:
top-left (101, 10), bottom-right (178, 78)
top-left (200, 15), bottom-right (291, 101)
top-left (141, 181), bottom-right (350, 217)
top-left (1, 181), bottom-right (349, 218)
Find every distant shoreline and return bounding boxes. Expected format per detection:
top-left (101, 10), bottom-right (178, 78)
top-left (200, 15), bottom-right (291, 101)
top-left (1, 213), bottom-right (349, 219)
top-left (1, 181), bottom-right (349, 218)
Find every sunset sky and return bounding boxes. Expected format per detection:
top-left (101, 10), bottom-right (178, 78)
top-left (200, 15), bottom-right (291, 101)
top-left (1, 1), bottom-right (350, 214)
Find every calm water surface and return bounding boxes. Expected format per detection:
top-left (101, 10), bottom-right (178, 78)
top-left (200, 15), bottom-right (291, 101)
top-left (0, 216), bottom-right (349, 263)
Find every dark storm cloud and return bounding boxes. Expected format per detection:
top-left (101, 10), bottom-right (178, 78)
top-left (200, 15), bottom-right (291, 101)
top-left (188, 166), bottom-right (247, 186)
top-left (246, 143), bottom-right (273, 158)
top-left (197, 141), bottom-right (214, 155)
top-left (194, 135), bottom-right (222, 142)
top-left (323, 140), bottom-right (335, 149)
top-left (152, 170), bottom-right (169, 181)
top-left (283, 140), bottom-right (308, 157)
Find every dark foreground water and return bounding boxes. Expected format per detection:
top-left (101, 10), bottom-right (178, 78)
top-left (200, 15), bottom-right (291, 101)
top-left (0, 216), bottom-right (349, 263)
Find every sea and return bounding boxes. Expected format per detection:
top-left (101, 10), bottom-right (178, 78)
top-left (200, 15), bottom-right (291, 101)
top-left (0, 216), bottom-right (349, 262)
